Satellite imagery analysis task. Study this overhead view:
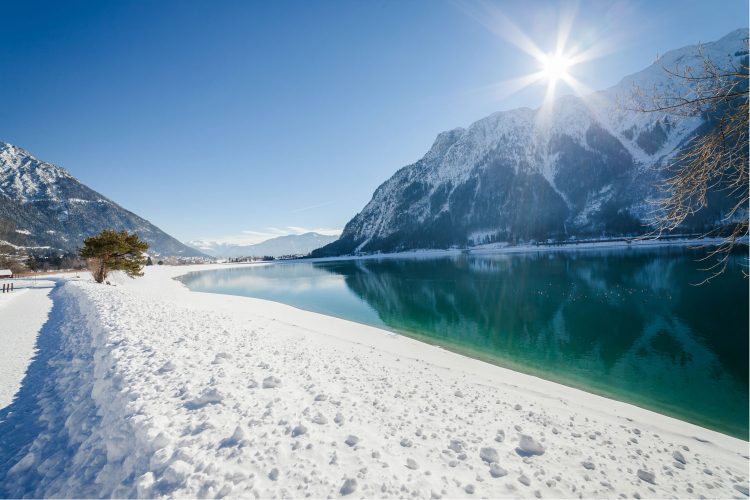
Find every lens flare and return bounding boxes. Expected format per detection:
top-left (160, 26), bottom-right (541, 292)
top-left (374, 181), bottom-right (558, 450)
top-left (459, 1), bottom-right (617, 119)
top-left (539, 52), bottom-right (573, 82)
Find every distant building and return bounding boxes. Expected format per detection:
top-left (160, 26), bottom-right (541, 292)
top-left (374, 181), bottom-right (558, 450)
top-left (0, 269), bottom-right (13, 279)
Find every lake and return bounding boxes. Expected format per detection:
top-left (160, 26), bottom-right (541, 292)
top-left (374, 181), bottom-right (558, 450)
top-left (177, 246), bottom-right (749, 439)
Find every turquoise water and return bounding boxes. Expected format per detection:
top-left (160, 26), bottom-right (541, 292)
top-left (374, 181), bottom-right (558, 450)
top-left (178, 247), bottom-right (749, 439)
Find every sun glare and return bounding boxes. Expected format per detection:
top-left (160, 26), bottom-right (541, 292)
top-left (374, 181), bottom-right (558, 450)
top-left (467, 3), bottom-right (612, 115)
top-left (539, 52), bottom-right (572, 82)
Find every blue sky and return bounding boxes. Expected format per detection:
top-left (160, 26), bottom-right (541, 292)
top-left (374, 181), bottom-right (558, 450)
top-left (1, 0), bottom-right (746, 244)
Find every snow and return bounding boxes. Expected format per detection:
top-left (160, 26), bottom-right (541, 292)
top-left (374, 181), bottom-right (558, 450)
top-left (0, 239), bottom-right (52, 250)
top-left (0, 280), bottom-right (55, 408)
top-left (467, 228), bottom-right (503, 246)
top-left (0, 142), bottom-right (74, 203)
top-left (0, 265), bottom-right (747, 498)
top-left (572, 184), bottom-right (613, 226)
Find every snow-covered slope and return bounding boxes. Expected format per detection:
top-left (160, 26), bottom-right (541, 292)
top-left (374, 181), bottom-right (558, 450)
top-left (315, 29), bottom-right (748, 256)
top-left (0, 142), bottom-right (205, 257)
top-left (191, 232), bottom-right (340, 258)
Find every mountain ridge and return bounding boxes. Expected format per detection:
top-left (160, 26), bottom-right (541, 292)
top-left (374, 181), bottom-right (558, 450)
top-left (313, 29), bottom-right (748, 257)
top-left (190, 232), bottom-right (339, 258)
top-left (0, 142), bottom-right (206, 257)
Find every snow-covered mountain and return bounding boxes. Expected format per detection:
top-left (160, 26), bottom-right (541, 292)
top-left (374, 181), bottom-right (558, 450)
top-left (0, 142), bottom-right (206, 257)
top-left (191, 232), bottom-right (339, 258)
top-left (314, 29), bottom-right (748, 256)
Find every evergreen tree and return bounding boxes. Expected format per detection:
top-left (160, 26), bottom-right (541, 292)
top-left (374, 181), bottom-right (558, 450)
top-left (79, 230), bottom-right (149, 283)
top-left (25, 255), bottom-right (38, 271)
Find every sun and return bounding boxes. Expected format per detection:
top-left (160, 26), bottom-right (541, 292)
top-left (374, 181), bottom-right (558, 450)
top-left (539, 52), bottom-right (573, 82)
top-left (467, 3), bottom-right (607, 112)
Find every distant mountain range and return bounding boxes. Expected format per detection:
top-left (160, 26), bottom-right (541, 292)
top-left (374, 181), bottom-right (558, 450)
top-left (313, 29), bottom-right (748, 257)
top-left (190, 232), bottom-right (339, 258)
top-left (0, 142), bottom-right (205, 257)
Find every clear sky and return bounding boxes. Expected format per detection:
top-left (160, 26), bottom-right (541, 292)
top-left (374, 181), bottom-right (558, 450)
top-left (1, 0), bottom-right (746, 244)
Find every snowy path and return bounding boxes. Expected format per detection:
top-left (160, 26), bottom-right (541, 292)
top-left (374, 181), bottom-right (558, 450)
top-left (0, 268), bottom-right (747, 498)
top-left (0, 280), bottom-right (55, 409)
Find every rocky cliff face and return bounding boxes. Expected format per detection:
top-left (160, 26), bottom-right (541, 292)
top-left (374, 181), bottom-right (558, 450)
top-left (0, 142), bottom-right (205, 257)
top-left (314, 29), bottom-right (747, 256)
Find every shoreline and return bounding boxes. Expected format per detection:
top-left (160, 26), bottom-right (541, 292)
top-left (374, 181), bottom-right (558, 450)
top-left (347, 318), bottom-right (748, 441)
top-left (163, 263), bottom-right (747, 448)
top-left (2, 264), bottom-right (747, 498)
top-left (177, 249), bottom-right (749, 440)
top-left (248, 236), bottom-right (740, 265)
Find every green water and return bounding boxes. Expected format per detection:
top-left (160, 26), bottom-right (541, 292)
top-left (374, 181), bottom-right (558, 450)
top-left (178, 247), bottom-right (749, 439)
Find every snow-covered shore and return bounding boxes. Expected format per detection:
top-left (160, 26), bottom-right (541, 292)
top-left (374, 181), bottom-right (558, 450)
top-left (0, 265), bottom-right (748, 498)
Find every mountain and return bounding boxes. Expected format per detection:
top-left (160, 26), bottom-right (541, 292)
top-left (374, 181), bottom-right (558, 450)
top-left (0, 142), bottom-right (206, 257)
top-left (313, 29), bottom-right (748, 257)
top-left (190, 232), bottom-right (339, 258)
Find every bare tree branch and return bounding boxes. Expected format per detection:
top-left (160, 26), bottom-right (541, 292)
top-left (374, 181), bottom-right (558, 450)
top-left (629, 40), bottom-right (749, 281)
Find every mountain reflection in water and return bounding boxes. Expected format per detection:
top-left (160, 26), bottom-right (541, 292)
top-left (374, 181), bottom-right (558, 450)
top-left (178, 247), bottom-right (748, 439)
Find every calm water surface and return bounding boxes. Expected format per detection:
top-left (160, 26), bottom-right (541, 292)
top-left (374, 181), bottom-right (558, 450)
top-left (178, 247), bottom-right (749, 439)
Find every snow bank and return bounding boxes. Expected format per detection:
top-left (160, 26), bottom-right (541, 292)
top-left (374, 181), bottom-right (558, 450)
top-left (0, 269), bottom-right (747, 498)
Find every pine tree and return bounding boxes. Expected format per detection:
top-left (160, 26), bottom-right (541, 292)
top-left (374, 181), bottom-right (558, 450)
top-left (25, 255), bottom-right (38, 271)
top-left (79, 230), bottom-right (149, 283)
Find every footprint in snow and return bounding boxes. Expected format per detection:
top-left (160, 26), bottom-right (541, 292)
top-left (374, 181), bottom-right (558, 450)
top-left (219, 426), bottom-right (246, 448)
top-left (480, 447), bottom-right (499, 464)
top-left (345, 435), bottom-right (360, 447)
top-left (448, 439), bottom-right (465, 453)
top-left (312, 413), bottom-right (327, 425)
top-left (637, 469), bottom-right (656, 484)
top-left (262, 376), bottom-right (281, 388)
top-left (291, 425), bottom-right (307, 437)
top-left (184, 388), bottom-right (224, 410)
top-left (157, 361), bottom-right (176, 373)
top-left (490, 464), bottom-right (508, 478)
top-left (516, 435), bottom-right (545, 457)
top-left (340, 478), bottom-right (357, 495)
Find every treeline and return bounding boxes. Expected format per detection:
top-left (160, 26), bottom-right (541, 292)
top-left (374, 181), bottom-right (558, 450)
top-left (0, 249), bottom-right (88, 275)
top-left (227, 254), bottom-right (306, 263)
top-left (23, 250), bottom-right (87, 273)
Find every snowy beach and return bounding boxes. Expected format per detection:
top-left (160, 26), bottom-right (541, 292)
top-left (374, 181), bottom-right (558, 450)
top-left (0, 265), bottom-right (748, 498)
